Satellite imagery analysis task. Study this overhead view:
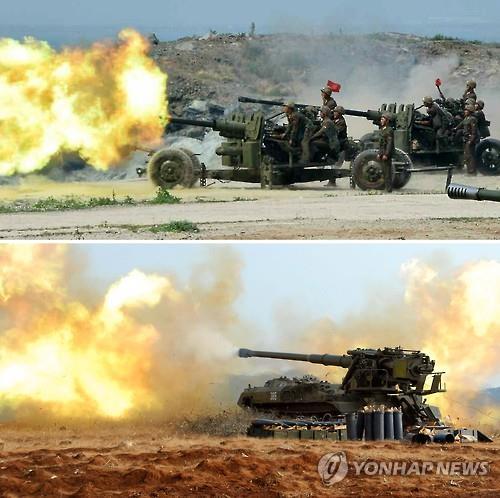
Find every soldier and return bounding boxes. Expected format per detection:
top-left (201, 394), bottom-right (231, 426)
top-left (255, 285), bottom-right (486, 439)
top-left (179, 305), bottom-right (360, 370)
top-left (309, 106), bottom-right (340, 186)
top-left (475, 100), bottom-right (491, 138)
top-left (463, 80), bottom-right (477, 103)
top-left (378, 113), bottom-right (395, 193)
top-left (281, 102), bottom-right (310, 163)
top-left (309, 106), bottom-right (340, 159)
top-left (333, 106), bottom-right (348, 148)
top-left (456, 103), bottom-right (480, 175)
top-left (416, 96), bottom-right (448, 148)
top-left (321, 87), bottom-right (337, 114)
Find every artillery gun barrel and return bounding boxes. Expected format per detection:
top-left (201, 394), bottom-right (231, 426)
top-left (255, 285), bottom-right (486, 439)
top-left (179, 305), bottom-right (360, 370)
top-left (238, 96), bottom-right (314, 110)
top-left (344, 109), bottom-right (382, 121)
top-left (447, 183), bottom-right (500, 202)
top-left (170, 117), bottom-right (217, 128)
top-left (238, 349), bottom-right (353, 368)
top-left (169, 117), bottom-right (247, 138)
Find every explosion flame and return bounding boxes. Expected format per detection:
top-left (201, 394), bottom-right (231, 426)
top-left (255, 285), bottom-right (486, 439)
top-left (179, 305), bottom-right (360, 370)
top-left (0, 246), bottom-right (498, 427)
top-left (0, 29), bottom-right (168, 176)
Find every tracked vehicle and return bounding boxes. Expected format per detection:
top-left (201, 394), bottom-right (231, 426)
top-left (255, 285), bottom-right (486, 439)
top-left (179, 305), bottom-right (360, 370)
top-left (237, 347), bottom-right (446, 429)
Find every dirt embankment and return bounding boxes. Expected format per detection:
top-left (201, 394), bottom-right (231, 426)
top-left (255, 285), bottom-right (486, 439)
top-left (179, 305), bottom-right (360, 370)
top-left (156, 32), bottom-right (500, 117)
top-left (0, 424), bottom-right (498, 497)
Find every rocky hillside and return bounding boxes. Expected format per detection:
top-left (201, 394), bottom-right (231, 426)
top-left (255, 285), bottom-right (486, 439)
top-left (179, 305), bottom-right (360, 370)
top-left (153, 32), bottom-right (500, 119)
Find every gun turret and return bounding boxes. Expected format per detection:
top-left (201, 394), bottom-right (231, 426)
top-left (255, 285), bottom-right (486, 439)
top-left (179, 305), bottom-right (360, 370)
top-left (239, 347), bottom-right (445, 396)
top-left (447, 183), bottom-right (500, 202)
top-left (238, 349), bottom-right (353, 368)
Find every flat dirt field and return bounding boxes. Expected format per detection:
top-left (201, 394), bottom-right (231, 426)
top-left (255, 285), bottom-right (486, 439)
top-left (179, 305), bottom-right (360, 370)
top-left (0, 172), bottom-right (498, 240)
top-left (0, 425), bottom-right (498, 497)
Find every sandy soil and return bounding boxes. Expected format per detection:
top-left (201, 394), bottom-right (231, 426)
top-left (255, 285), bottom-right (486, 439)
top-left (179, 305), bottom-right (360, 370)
top-left (0, 172), bottom-right (498, 240)
top-left (0, 424), bottom-right (497, 497)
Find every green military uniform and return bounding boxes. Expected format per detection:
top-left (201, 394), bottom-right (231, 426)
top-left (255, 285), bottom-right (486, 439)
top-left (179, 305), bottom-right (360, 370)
top-left (324, 97), bottom-right (337, 113)
top-left (321, 87), bottom-right (337, 113)
top-left (378, 121), bottom-right (395, 192)
top-left (463, 88), bottom-right (477, 103)
top-left (333, 115), bottom-right (348, 148)
top-left (463, 80), bottom-right (477, 105)
top-left (309, 116), bottom-right (340, 160)
top-left (283, 110), bottom-right (308, 146)
top-left (282, 106), bottom-right (314, 163)
top-left (475, 102), bottom-right (490, 139)
top-left (458, 113), bottom-right (480, 174)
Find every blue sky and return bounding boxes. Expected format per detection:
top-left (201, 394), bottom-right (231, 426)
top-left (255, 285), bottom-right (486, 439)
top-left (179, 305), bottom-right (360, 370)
top-left (79, 242), bottom-right (499, 331)
top-left (2, 0), bottom-right (500, 45)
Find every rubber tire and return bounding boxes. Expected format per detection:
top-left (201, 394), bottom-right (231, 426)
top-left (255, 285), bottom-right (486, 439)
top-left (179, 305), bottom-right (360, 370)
top-left (475, 138), bottom-right (500, 176)
top-left (351, 149), bottom-right (385, 190)
top-left (392, 170), bottom-right (412, 189)
top-left (148, 148), bottom-right (194, 188)
top-left (392, 150), bottom-right (412, 189)
top-left (179, 148), bottom-right (202, 187)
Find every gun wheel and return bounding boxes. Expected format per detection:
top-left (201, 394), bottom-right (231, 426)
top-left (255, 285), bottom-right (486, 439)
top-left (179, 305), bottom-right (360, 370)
top-left (148, 148), bottom-right (195, 188)
top-left (351, 150), bottom-right (385, 190)
top-left (475, 138), bottom-right (500, 176)
top-left (392, 149), bottom-right (413, 189)
top-left (179, 148), bottom-right (202, 187)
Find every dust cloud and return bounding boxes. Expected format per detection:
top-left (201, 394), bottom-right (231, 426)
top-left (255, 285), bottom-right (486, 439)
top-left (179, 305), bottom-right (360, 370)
top-left (0, 245), bottom-right (498, 427)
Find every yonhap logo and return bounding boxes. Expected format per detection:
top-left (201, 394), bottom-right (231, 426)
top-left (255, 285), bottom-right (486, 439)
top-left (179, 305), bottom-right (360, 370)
top-left (317, 451), bottom-right (349, 486)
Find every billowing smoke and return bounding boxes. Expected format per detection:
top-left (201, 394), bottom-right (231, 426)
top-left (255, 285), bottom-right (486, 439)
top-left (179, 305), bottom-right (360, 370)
top-left (0, 245), bottom-right (250, 421)
top-left (0, 30), bottom-right (168, 176)
top-left (0, 245), bottom-right (498, 427)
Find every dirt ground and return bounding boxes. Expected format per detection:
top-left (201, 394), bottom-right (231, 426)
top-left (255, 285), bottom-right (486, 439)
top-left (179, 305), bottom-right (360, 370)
top-left (0, 424), bottom-right (497, 497)
top-left (0, 172), bottom-right (498, 240)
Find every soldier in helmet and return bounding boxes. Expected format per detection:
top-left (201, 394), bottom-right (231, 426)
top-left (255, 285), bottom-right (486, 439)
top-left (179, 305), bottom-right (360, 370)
top-left (309, 106), bottom-right (340, 186)
top-left (281, 102), bottom-right (311, 163)
top-left (456, 103), bottom-right (480, 175)
top-left (321, 87), bottom-right (337, 114)
top-left (309, 106), bottom-right (340, 160)
top-left (416, 96), bottom-right (448, 148)
top-left (378, 113), bottom-right (395, 193)
top-left (475, 100), bottom-right (491, 138)
top-left (333, 106), bottom-right (348, 149)
top-left (463, 80), bottom-right (477, 103)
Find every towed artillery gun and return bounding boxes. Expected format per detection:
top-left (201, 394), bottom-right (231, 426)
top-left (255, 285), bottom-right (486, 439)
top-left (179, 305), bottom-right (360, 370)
top-left (240, 96), bottom-right (500, 190)
top-left (146, 111), bottom-right (352, 190)
top-left (237, 347), bottom-right (446, 429)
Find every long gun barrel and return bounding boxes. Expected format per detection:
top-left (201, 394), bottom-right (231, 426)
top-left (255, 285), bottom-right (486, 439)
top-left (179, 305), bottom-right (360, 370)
top-left (169, 117), bottom-right (247, 139)
top-left (447, 183), bottom-right (500, 202)
top-left (238, 349), bottom-right (353, 368)
top-left (238, 96), bottom-right (382, 122)
top-left (238, 96), bottom-right (315, 110)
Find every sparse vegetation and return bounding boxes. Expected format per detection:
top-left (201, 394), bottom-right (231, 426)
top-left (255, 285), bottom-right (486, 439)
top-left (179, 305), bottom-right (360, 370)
top-left (149, 221), bottom-right (199, 233)
top-left (149, 187), bottom-right (181, 205)
top-left (431, 34), bottom-right (458, 42)
top-left (0, 194), bottom-right (134, 213)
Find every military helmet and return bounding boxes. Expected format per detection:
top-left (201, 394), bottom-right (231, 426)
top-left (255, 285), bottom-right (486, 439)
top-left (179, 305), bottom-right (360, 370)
top-left (321, 105), bottom-right (332, 116)
top-left (466, 79), bottom-right (477, 89)
top-left (334, 106), bottom-right (345, 114)
top-left (465, 103), bottom-right (475, 112)
top-left (321, 87), bottom-right (333, 97)
top-left (284, 101), bottom-right (296, 110)
top-left (423, 96), bottom-right (434, 105)
top-left (465, 98), bottom-right (475, 106)
top-left (381, 112), bottom-right (393, 121)
top-left (476, 100), bottom-right (485, 109)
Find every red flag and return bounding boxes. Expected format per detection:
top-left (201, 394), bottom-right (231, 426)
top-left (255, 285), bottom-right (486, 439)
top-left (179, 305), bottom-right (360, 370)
top-left (327, 80), bottom-right (342, 93)
top-left (435, 78), bottom-right (442, 87)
